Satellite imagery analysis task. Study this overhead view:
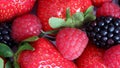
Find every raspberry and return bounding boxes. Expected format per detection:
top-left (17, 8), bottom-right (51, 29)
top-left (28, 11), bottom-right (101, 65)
top-left (56, 28), bottom-right (88, 60)
top-left (11, 14), bottom-right (42, 42)
top-left (91, 0), bottom-right (112, 7)
top-left (96, 3), bottom-right (120, 18)
top-left (104, 44), bottom-right (120, 68)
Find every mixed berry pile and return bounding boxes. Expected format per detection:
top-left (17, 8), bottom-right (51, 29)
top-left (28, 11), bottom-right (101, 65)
top-left (0, 0), bottom-right (120, 68)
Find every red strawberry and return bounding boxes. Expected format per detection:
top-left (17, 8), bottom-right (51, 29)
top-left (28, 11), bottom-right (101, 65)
top-left (0, 0), bottom-right (36, 22)
top-left (56, 28), bottom-right (88, 60)
top-left (91, 0), bottom-right (112, 7)
top-left (75, 42), bottom-right (106, 68)
top-left (37, 0), bottom-right (92, 31)
top-left (18, 38), bottom-right (77, 68)
top-left (104, 44), bottom-right (120, 68)
top-left (96, 3), bottom-right (120, 18)
top-left (11, 14), bottom-right (42, 42)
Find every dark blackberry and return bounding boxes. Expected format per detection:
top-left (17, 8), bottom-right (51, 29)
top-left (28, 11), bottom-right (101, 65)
top-left (86, 16), bottom-right (120, 48)
top-left (118, 0), bottom-right (120, 6)
top-left (0, 22), bottom-right (16, 47)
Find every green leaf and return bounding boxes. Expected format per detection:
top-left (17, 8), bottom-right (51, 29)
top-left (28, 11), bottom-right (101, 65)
top-left (65, 18), bottom-right (73, 27)
top-left (84, 13), bottom-right (96, 23)
top-left (15, 43), bottom-right (34, 59)
top-left (0, 43), bottom-right (13, 57)
top-left (14, 43), bottom-right (34, 68)
top-left (49, 17), bottom-right (65, 28)
top-left (66, 8), bottom-right (71, 20)
top-left (5, 61), bottom-right (12, 68)
top-left (23, 36), bottom-right (39, 42)
top-left (72, 12), bottom-right (84, 27)
top-left (84, 6), bottom-right (94, 16)
top-left (14, 61), bottom-right (20, 68)
top-left (0, 57), bottom-right (4, 68)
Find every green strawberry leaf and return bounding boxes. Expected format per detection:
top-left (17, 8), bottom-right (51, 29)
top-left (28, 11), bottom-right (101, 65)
top-left (84, 13), bottom-right (96, 23)
top-left (14, 43), bottom-right (34, 68)
top-left (49, 17), bottom-right (65, 28)
top-left (14, 61), bottom-right (20, 68)
top-left (84, 6), bottom-right (94, 16)
top-left (0, 43), bottom-right (13, 57)
top-left (66, 8), bottom-right (71, 20)
top-left (14, 43), bottom-right (34, 60)
top-left (0, 57), bottom-right (4, 68)
top-left (49, 6), bottom-right (95, 29)
top-left (72, 12), bottom-right (84, 27)
top-left (23, 36), bottom-right (39, 43)
top-left (5, 61), bottom-right (12, 68)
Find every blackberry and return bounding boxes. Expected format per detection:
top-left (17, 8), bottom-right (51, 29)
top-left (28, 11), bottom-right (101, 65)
top-left (0, 22), bottom-right (16, 47)
top-left (118, 0), bottom-right (120, 5)
top-left (86, 16), bottom-right (120, 48)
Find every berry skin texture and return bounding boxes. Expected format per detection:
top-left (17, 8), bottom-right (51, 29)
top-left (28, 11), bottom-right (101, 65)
top-left (37, 0), bottom-right (92, 31)
top-left (18, 38), bottom-right (77, 68)
top-left (104, 44), bottom-right (120, 68)
top-left (75, 42), bottom-right (106, 68)
top-left (91, 0), bottom-right (112, 7)
top-left (56, 28), bottom-right (88, 60)
top-left (86, 16), bottom-right (120, 48)
top-left (96, 3), bottom-right (120, 18)
top-left (0, 0), bottom-right (36, 22)
top-left (11, 14), bottom-right (42, 42)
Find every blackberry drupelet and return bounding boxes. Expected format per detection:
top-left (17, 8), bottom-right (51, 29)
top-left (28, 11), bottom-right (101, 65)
top-left (86, 16), bottom-right (120, 48)
top-left (0, 22), bottom-right (16, 47)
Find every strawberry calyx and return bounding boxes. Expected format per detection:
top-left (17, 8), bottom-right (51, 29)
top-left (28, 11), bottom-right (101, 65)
top-left (0, 57), bottom-right (12, 68)
top-left (0, 57), bottom-right (4, 68)
top-left (13, 36), bottom-right (39, 68)
top-left (0, 43), bottom-right (14, 68)
top-left (0, 43), bottom-right (13, 58)
top-left (49, 6), bottom-right (96, 29)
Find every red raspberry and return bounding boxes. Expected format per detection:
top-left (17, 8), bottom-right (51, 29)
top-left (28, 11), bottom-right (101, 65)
top-left (56, 28), bottom-right (88, 60)
top-left (104, 44), bottom-right (120, 68)
top-left (96, 3), bottom-right (120, 18)
top-left (11, 14), bottom-right (42, 42)
top-left (91, 0), bottom-right (112, 7)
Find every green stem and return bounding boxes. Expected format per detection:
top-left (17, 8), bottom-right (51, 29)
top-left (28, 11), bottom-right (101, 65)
top-left (66, 8), bottom-right (71, 21)
top-left (39, 30), bottom-right (59, 37)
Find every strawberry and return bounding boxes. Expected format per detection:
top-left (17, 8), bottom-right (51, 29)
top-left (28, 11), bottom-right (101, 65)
top-left (104, 44), bottom-right (120, 68)
top-left (91, 0), bottom-right (112, 7)
top-left (11, 14), bottom-right (42, 42)
top-left (37, 0), bottom-right (92, 31)
top-left (56, 28), bottom-right (88, 60)
top-left (75, 42), bottom-right (106, 68)
top-left (0, 0), bottom-right (36, 22)
top-left (17, 38), bottom-right (77, 68)
top-left (96, 3), bottom-right (120, 18)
